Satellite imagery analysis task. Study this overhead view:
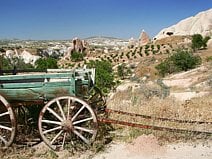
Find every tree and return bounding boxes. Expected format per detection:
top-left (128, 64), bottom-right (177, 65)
top-left (192, 34), bottom-right (211, 51)
top-left (156, 50), bottom-right (201, 77)
top-left (35, 57), bottom-right (58, 69)
top-left (87, 60), bottom-right (114, 93)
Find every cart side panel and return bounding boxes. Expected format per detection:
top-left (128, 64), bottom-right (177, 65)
top-left (0, 73), bottom-right (76, 102)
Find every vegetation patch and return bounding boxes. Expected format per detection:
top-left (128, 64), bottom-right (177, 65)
top-left (156, 49), bottom-right (202, 77)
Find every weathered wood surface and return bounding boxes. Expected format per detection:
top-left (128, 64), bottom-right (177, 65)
top-left (0, 72), bottom-right (76, 102)
top-left (0, 69), bottom-right (94, 103)
top-left (0, 73), bottom-right (75, 101)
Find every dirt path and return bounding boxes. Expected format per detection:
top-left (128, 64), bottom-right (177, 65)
top-left (90, 135), bottom-right (211, 159)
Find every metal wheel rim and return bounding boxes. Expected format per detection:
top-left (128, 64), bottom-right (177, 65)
top-left (38, 96), bottom-right (98, 150)
top-left (0, 95), bottom-right (16, 148)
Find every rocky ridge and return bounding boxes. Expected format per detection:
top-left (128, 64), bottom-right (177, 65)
top-left (154, 8), bottom-right (212, 40)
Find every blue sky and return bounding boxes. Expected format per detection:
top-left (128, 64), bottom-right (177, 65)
top-left (0, 0), bottom-right (211, 40)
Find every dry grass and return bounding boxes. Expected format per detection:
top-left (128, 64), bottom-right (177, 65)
top-left (108, 88), bottom-right (212, 122)
top-left (155, 35), bottom-right (191, 45)
top-left (107, 88), bottom-right (212, 145)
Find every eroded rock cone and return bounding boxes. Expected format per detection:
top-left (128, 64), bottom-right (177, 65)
top-left (139, 30), bottom-right (150, 46)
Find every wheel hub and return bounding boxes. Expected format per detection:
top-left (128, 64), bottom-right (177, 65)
top-left (62, 120), bottom-right (73, 132)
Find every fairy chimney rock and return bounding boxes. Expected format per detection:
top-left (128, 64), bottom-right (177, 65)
top-left (139, 30), bottom-right (150, 46)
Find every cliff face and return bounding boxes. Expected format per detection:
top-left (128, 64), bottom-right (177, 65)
top-left (154, 9), bottom-right (212, 40)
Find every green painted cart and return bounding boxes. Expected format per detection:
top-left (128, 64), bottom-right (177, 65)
top-left (0, 68), bottom-right (104, 150)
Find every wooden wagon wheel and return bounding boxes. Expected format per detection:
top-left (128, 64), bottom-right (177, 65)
top-left (0, 95), bottom-right (16, 148)
top-left (38, 96), bottom-right (98, 150)
top-left (87, 86), bottom-right (106, 112)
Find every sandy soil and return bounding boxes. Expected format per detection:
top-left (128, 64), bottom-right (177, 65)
top-left (88, 135), bottom-right (212, 159)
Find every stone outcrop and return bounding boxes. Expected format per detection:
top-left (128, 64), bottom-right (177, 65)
top-left (207, 39), bottom-right (212, 48)
top-left (64, 38), bottom-right (89, 60)
top-left (5, 49), bottom-right (40, 65)
top-left (69, 37), bottom-right (89, 53)
top-left (20, 50), bottom-right (40, 65)
top-left (5, 49), bottom-right (19, 59)
top-left (154, 9), bottom-right (212, 40)
top-left (139, 30), bottom-right (150, 46)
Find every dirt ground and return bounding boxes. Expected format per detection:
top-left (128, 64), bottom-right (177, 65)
top-left (31, 134), bottom-right (211, 159)
top-left (90, 137), bottom-right (212, 159)
top-left (1, 135), bottom-right (208, 159)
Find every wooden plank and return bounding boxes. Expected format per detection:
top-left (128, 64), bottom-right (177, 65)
top-left (1, 81), bottom-right (72, 89)
top-left (0, 85), bottom-right (75, 102)
top-left (45, 82), bottom-right (73, 87)
top-left (1, 82), bottom-right (44, 89)
top-left (0, 78), bottom-right (45, 83)
top-left (0, 88), bottom-right (44, 101)
top-left (0, 73), bottom-right (74, 81)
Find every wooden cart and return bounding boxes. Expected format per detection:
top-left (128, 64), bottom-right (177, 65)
top-left (0, 68), bottom-right (104, 150)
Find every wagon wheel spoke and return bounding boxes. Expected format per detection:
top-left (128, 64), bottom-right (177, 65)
top-left (0, 95), bottom-right (16, 148)
top-left (67, 98), bottom-right (71, 119)
top-left (56, 100), bottom-right (66, 120)
top-left (73, 129), bottom-right (90, 145)
top-left (0, 112), bottom-right (9, 118)
top-left (0, 135), bottom-right (7, 144)
top-left (0, 125), bottom-right (12, 131)
top-left (71, 105), bottom-right (85, 122)
top-left (74, 126), bottom-right (95, 134)
top-left (73, 117), bottom-right (93, 125)
top-left (46, 107), bottom-right (63, 122)
top-left (88, 86), bottom-right (106, 112)
top-left (51, 130), bottom-right (63, 145)
top-left (43, 126), bottom-right (62, 134)
top-left (39, 96), bottom-right (98, 150)
top-left (41, 120), bottom-right (61, 125)
top-left (62, 132), bottom-right (67, 149)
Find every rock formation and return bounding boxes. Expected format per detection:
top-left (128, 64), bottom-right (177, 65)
top-left (5, 49), bottom-right (40, 65)
top-left (69, 37), bottom-right (89, 53)
top-left (65, 38), bottom-right (89, 60)
top-left (154, 8), bottom-right (212, 40)
top-left (139, 30), bottom-right (150, 46)
top-left (207, 39), bottom-right (212, 48)
top-left (5, 49), bottom-right (19, 59)
top-left (20, 50), bottom-right (40, 65)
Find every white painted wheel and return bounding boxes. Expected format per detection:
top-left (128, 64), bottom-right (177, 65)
top-left (0, 95), bottom-right (16, 148)
top-left (38, 96), bottom-right (98, 150)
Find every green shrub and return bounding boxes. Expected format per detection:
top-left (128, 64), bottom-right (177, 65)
top-left (152, 50), bottom-right (157, 54)
top-left (117, 64), bottom-right (132, 80)
top-left (206, 56), bottom-right (212, 62)
top-left (35, 57), bottom-right (58, 69)
top-left (0, 56), bottom-right (34, 70)
top-left (87, 60), bottom-right (114, 93)
top-left (145, 45), bottom-right (149, 50)
top-left (192, 34), bottom-right (211, 51)
top-left (139, 52), bottom-right (143, 57)
top-left (145, 49), bottom-right (149, 56)
top-left (126, 52), bottom-right (130, 59)
top-left (71, 51), bottom-right (84, 62)
top-left (156, 50), bottom-right (201, 77)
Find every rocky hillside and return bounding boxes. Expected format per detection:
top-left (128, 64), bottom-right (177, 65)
top-left (154, 8), bottom-right (212, 40)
